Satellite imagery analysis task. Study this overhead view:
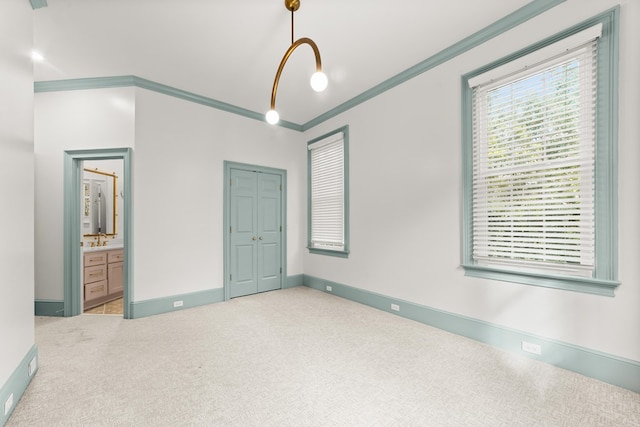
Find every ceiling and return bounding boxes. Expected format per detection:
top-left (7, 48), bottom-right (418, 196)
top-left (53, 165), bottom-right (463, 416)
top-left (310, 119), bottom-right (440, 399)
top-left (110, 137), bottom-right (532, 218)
top-left (33, 0), bottom-right (533, 126)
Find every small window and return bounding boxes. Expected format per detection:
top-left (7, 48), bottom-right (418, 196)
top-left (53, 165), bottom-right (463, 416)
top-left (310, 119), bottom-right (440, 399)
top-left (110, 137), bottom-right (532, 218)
top-left (462, 9), bottom-right (619, 296)
top-left (308, 126), bottom-right (349, 257)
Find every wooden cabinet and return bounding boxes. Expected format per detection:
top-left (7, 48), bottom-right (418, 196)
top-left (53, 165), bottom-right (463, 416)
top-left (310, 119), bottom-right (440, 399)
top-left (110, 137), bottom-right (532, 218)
top-left (107, 262), bottom-right (124, 294)
top-left (84, 251), bottom-right (108, 267)
top-left (83, 248), bottom-right (124, 310)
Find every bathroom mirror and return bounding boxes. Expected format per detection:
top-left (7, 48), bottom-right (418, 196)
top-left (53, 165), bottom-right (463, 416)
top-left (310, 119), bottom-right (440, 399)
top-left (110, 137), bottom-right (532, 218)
top-left (83, 168), bottom-right (118, 236)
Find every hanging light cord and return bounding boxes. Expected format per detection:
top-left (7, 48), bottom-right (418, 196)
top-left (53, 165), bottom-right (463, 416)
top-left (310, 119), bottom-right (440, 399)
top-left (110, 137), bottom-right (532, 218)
top-left (291, 8), bottom-right (294, 44)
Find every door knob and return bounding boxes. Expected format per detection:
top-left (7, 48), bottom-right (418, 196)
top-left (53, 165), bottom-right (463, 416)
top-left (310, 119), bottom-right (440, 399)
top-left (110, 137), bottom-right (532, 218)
top-left (259, 236), bottom-right (263, 240)
top-left (252, 236), bottom-right (257, 241)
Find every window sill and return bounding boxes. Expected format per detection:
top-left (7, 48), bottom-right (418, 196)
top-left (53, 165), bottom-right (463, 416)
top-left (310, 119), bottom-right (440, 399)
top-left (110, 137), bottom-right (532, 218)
top-left (462, 264), bottom-right (620, 297)
top-left (308, 248), bottom-right (350, 258)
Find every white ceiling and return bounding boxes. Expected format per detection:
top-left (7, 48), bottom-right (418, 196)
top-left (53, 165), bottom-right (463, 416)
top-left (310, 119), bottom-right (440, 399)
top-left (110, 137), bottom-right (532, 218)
top-left (33, 0), bottom-right (532, 125)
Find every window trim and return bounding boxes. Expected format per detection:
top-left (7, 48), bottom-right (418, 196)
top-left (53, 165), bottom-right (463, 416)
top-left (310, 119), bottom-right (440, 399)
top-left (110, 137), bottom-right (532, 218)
top-left (461, 7), bottom-right (620, 296)
top-left (307, 125), bottom-right (350, 258)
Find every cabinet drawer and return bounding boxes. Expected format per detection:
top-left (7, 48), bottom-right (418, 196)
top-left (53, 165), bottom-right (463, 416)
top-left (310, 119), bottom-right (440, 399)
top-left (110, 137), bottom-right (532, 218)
top-left (84, 265), bottom-right (107, 284)
top-left (108, 249), bottom-right (124, 264)
top-left (84, 252), bottom-right (107, 267)
top-left (85, 280), bottom-right (107, 301)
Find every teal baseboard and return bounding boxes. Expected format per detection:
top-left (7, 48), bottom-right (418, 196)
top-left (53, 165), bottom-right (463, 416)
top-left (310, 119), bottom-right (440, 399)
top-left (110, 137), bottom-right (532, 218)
top-left (34, 300), bottom-right (64, 317)
top-left (129, 288), bottom-right (225, 319)
top-left (48, 276), bottom-right (303, 320)
top-left (0, 345), bottom-right (38, 426)
top-left (129, 277), bottom-right (303, 318)
top-left (285, 274), bottom-right (304, 288)
top-left (303, 274), bottom-right (640, 393)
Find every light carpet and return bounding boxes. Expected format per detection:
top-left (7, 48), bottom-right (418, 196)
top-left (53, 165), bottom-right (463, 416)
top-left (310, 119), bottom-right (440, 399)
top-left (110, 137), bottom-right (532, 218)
top-left (7, 287), bottom-right (640, 426)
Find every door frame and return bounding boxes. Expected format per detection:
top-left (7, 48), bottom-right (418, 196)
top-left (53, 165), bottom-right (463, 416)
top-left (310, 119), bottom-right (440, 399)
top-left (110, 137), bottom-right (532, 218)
top-left (63, 148), bottom-right (133, 318)
top-left (223, 161), bottom-right (287, 301)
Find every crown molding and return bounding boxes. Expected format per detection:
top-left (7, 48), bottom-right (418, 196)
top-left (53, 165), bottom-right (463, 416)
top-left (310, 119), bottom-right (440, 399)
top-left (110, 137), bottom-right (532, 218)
top-left (33, 0), bottom-right (565, 133)
top-left (301, 0), bottom-right (566, 130)
top-left (34, 76), bottom-right (303, 132)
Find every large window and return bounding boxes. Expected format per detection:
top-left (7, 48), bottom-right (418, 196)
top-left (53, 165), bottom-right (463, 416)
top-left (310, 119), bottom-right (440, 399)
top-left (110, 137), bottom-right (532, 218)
top-left (307, 126), bottom-right (349, 258)
top-left (462, 9), bottom-right (619, 296)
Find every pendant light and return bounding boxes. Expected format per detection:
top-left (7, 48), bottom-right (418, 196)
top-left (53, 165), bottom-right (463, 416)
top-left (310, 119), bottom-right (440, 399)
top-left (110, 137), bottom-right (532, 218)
top-left (266, 0), bottom-right (327, 125)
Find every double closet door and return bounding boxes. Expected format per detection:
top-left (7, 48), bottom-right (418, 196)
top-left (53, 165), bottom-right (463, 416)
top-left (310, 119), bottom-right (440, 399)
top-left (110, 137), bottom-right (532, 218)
top-left (229, 169), bottom-right (283, 298)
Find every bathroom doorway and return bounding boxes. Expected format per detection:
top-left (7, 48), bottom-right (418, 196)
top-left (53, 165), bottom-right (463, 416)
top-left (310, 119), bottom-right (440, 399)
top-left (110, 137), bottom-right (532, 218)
top-left (63, 148), bottom-right (133, 318)
top-left (82, 159), bottom-right (125, 315)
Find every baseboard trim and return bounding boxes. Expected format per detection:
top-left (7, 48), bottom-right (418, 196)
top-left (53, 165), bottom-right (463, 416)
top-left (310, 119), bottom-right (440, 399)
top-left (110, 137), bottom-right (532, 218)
top-left (302, 274), bottom-right (640, 393)
top-left (0, 345), bottom-right (38, 425)
top-left (285, 274), bottom-right (304, 288)
top-left (34, 300), bottom-right (64, 317)
top-left (129, 276), bottom-right (303, 318)
top-left (46, 275), bottom-right (303, 320)
top-left (129, 288), bottom-right (225, 319)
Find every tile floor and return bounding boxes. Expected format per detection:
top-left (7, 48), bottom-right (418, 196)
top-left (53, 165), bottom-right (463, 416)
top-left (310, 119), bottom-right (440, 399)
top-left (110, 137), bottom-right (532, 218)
top-left (84, 298), bottom-right (123, 315)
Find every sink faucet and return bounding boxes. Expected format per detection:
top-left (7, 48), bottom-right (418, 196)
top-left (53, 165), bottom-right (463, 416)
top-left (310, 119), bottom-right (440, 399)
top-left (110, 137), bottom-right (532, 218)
top-left (96, 233), bottom-right (108, 246)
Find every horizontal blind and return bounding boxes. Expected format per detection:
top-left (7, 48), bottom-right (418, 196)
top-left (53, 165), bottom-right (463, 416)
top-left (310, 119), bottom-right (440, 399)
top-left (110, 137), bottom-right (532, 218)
top-left (309, 133), bottom-right (344, 251)
top-left (468, 24), bottom-right (602, 89)
top-left (471, 38), bottom-right (597, 277)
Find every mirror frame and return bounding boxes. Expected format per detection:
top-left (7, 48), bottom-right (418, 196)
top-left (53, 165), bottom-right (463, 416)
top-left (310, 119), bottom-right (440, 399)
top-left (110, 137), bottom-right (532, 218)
top-left (83, 167), bottom-right (118, 236)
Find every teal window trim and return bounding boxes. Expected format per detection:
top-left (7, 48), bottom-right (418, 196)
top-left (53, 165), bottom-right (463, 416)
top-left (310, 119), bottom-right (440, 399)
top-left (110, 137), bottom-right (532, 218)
top-left (308, 247), bottom-right (350, 259)
top-left (461, 7), bottom-right (619, 296)
top-left (307, 125), bottom-right (350, 258)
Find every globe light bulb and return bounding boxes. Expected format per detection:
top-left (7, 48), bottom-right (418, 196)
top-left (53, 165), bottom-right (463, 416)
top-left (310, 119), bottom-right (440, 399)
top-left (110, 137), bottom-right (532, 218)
top-left (265, 109), bottom-right (280, 125)
top-left (310, 71), bottom-right (328, 92)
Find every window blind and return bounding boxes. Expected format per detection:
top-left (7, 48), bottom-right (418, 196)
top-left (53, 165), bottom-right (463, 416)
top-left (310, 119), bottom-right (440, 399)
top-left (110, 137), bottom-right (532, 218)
top-left (471, 36), bottom-right (598, 277)
top-left (309, 132), bottom-right (345, 251)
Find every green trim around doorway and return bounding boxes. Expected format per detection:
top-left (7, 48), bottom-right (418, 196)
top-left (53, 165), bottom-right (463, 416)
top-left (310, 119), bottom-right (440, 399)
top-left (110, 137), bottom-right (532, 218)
top-left (63, 148), bottom-right (133, 318)
top-left (223, 161), bottom-right (287, 301)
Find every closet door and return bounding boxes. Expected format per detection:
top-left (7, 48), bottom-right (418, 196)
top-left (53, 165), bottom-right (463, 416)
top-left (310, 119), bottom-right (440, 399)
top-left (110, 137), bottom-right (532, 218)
top-left (229, 169), bottom-right (282, 298)
top-left (257, 172), bottom-right (281, 293)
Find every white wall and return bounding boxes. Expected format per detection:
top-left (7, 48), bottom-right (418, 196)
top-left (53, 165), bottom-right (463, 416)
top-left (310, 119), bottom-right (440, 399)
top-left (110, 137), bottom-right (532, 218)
top-left (31, 0), bottom-right (637, 364)
top-left (34, 87), bottom-right (135, 300)
top-left (34, 86), bottom-right (305, 304)
top-left (0, 0), bottom-right (35, 387)
top-left (303, 0), bottom-right (640, 362)
top-left (133, 88), bottom-right (305, 301)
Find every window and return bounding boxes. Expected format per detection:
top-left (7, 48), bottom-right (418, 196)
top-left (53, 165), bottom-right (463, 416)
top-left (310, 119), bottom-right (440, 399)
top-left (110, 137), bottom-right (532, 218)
top-left (462, 9), bottom-right (619, 296)
top-left (308, 126), bottom-right (349, 257)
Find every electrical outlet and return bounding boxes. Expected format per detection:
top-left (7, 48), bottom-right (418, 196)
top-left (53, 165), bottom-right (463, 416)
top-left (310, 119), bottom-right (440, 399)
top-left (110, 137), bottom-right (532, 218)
top-left (522, 341), bottom-right (542, 355)
top-left (28, 356), bottom-right (37, 376)
top-left (326, 285), bottom-right (332, 292)
top-left (173, 300), bottom-right (183, 308)
top-left (4, 393), bottom-right (13, 416)
top-left (391, 304), bottom-right (400, 312)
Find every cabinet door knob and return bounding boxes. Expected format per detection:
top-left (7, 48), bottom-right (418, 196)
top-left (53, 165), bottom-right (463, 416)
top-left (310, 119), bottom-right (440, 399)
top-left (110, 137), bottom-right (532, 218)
top-left (252, 236), bottom-right (257, 241)
top-left (259, 236), bottom-right (263, 240)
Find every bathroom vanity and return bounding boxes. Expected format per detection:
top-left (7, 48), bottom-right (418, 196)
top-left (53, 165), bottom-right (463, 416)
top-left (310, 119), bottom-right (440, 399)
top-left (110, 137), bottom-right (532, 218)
top-left (83, 247), bottom-right (124, 310)
top-left (81, 166), bottom-right (124, 311)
